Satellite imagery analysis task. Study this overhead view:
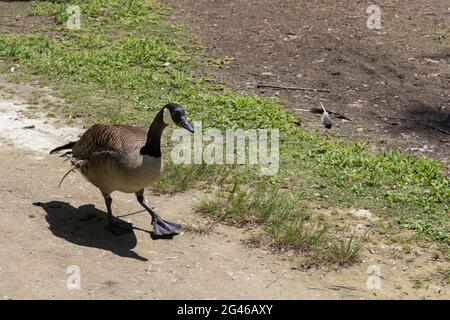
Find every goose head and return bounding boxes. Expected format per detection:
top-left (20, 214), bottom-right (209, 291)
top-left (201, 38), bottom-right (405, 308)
top-left (162, 103), bottom-right (194, 133)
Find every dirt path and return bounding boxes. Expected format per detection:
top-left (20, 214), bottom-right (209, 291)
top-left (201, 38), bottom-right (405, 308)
top-left (0, 77), bottom-right (448, 299)
top-left (163, 0), bottom-right (450, 161)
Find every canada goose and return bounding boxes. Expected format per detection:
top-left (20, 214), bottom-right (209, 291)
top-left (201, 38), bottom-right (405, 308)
top-left (50, 103), bottom-right (194, 237)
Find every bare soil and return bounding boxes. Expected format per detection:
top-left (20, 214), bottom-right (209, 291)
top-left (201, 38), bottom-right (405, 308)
top-left (163, 0), bottom-right (450, 161)
top-left (0, 1), bottom-right (53, 33)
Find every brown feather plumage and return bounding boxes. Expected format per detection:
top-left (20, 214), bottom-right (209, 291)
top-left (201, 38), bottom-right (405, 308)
top-left (72, 124), bottom-right (147, 160)
top-left (51, 124), bottom-right (162, 194)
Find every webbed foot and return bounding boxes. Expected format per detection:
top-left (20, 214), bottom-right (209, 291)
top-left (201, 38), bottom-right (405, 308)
top-left (153, 216), bottom-right (182, 237)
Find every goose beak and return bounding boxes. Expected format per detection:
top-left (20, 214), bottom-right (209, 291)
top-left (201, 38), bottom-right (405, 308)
top-left (180, 117), bottom-right (194, 133)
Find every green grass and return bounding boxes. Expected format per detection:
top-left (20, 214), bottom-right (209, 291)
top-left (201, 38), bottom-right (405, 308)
top-left (198, 181), bottom-right (366, 265)
top-left (411, 277), bottom-right (424, 290)
top-left (0, 0), bottom-right (448, 264)
top-left (437, 31), bottom-right (449, 45)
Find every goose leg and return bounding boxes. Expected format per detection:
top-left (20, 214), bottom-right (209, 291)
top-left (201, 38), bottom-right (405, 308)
top-left (136, 191), bottom-right (181, 236)
top-left (103, 193), bottom-right (133, 236)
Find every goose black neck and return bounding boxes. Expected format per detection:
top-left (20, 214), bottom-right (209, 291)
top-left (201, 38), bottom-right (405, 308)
top-left (141, 109), bottom-right (167, 157)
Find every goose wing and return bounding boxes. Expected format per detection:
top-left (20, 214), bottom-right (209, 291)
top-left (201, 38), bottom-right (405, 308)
top-left (72, 124), bottom-right (147, 160)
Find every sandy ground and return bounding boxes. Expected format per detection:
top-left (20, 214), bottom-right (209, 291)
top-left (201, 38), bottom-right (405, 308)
top-left (0, 77), bottom-right (448, 300)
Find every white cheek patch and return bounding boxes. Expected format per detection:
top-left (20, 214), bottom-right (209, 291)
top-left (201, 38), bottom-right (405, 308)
top-left (163, 108), bottom-right (176, 125)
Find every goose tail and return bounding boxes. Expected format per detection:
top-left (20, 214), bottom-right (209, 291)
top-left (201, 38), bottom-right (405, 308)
top-left (49, 141), bottom-right (76, 155)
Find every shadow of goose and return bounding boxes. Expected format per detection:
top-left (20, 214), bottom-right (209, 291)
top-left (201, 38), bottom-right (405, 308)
top-left (34, 201), bottom-right (148, 262)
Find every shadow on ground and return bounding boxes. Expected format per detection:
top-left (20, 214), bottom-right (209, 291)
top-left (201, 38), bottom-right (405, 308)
top-left (386, 100), bottom-right (450, 137)
top-left (33, 201), bottom-right (148, 261)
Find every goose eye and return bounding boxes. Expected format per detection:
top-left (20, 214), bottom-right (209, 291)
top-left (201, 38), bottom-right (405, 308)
top-left (173, 110), bottom-right (183, 122)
